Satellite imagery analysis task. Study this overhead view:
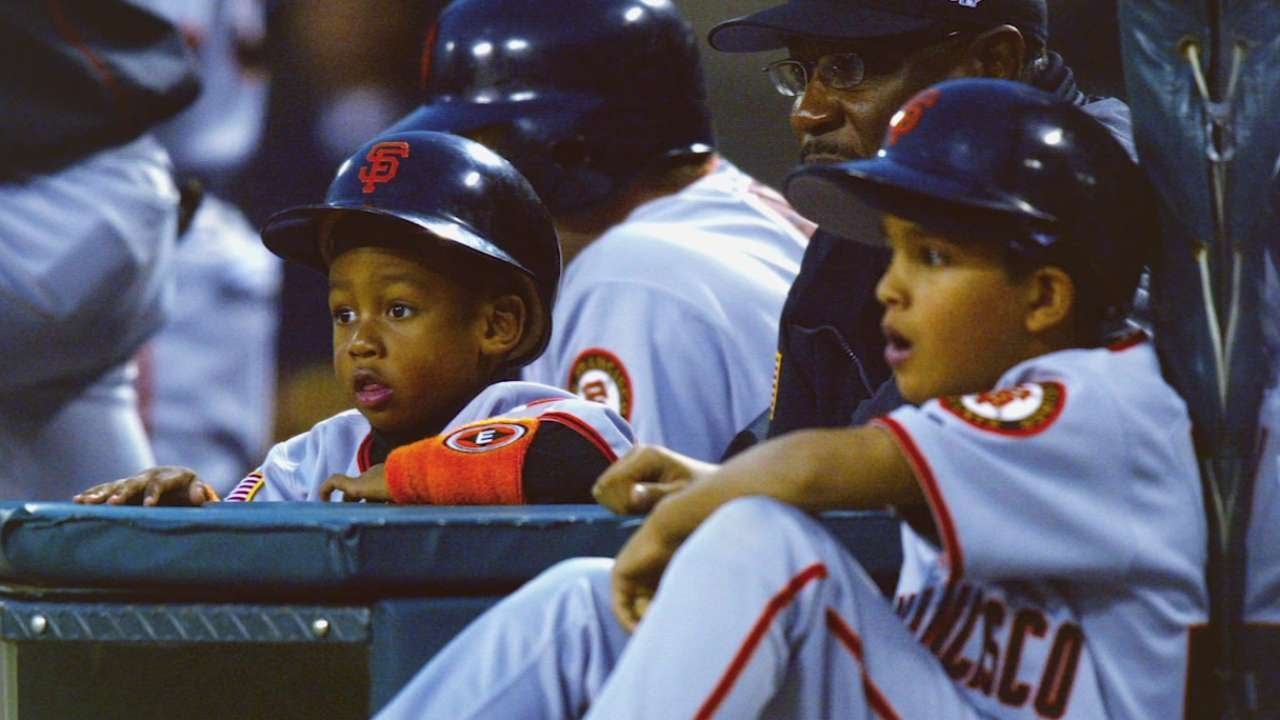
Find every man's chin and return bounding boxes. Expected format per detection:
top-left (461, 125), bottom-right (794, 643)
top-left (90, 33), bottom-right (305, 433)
top-left (799, 152), bottom-right (851, 166)
top-left (799, 141), bottom-right (862, 165)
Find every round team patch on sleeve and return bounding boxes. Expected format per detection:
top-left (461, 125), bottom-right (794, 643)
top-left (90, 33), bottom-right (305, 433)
top-left (567, 348), bottom-right (633, 420)
top-left (938, 382), bottom-right (1066, 437)
top-left (444, 422), bottom-right (529, 453)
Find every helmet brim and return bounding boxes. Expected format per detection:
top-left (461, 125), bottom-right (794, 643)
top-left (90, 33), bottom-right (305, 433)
top-left (261, 203), bottom-right (553, 366)
top-left (386, 92), bottom-right (601, 137)
top-left (260, 203), bottom-right (530, 274)
top-left (708, 4), bottom-right (939, 53)
top-left (785, 158), bottom-right (1056, 245)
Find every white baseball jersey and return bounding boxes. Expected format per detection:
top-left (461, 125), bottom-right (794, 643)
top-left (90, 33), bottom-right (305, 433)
top-left (522, 159), bottom-right (809, 462)
top-left (224, 381), bottom-right (633, 502)
top-left (377, 339), bottom-right (1206, 720)
top-left (0, 136), bottom-right (178, 499)
top-left (143, 194), bottom-right (282, 496)
top-left (878, 338), bottom-right (1206, 718)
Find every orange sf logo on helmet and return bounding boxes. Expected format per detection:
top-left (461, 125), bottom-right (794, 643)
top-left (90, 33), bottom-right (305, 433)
top-left (358, 141), bottom-right (411, 193)
top-left (887, 88), bottom-right (942, 146)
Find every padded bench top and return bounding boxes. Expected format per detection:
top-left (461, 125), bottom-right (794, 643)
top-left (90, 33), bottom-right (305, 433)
top-left (0, 502), bottom-right (901, 597)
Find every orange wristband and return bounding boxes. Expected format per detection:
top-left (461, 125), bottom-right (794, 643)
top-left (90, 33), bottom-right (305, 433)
top-left (386, 417), bottom-right (540, 505)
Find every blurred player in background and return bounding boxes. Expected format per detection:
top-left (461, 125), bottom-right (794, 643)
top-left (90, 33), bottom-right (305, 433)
top-left (135, 0), bottom-right (283, 497)
top-left (0, 0), bottom-right (199, 499)
top-left (389, 0), bottom-right (811, 462)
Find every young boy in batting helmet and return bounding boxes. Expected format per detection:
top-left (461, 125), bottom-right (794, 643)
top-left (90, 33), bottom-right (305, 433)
top-left (76, 131), bottom-right (632, 506)
top-left (375, 80), bottom-right (1206, 720)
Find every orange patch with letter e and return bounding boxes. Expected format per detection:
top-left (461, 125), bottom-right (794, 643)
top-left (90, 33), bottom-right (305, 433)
top-left (567, 348), bottom-right (633, 420)
top-left (444, 422), bottom-right (529, 453)
top-left (386, 417), bottom-right (539, 505)
top-left (358, 141), bottom-right (411, 193)
top-left (939, 381), bottom-right (1066, 437)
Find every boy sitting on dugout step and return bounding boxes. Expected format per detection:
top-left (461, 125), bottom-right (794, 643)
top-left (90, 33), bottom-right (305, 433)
top-left (76, 131), bottom-right (633, 507)
top-left (374, 80), bottom-right (1206, 720)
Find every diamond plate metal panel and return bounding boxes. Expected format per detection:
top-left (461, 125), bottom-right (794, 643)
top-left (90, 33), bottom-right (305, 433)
top-left (0, 600), bottom-right (369, 643)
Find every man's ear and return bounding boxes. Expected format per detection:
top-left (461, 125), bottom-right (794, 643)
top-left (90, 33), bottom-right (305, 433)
top-left (1024, 266), bottom-right (1076, 335)
top-left (965, 25), bottom-right (1026, 81)
top-left (478, 293), bottom-right (527, 360)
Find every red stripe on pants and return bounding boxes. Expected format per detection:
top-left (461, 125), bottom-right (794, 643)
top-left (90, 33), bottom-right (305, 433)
top-left (693, 563), bottom-right (828, 720)
top-left (826, 608), bottom-right (903, 720)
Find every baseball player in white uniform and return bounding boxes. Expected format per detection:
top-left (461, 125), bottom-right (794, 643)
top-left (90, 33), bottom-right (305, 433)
top-left (388, 0), bottom-right (809, 462)
top-left (523, 161), bottom-right (810, 464)
top-left (0, 0), bottom-right (200, 500)
top-left (374, 81), bottom-right (1207, 720)
top-left (75, 131), bottom-right (633, 507)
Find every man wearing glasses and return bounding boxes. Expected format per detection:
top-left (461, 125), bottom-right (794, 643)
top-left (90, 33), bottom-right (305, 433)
top-left (712, 0), bottom-right (1132, 462)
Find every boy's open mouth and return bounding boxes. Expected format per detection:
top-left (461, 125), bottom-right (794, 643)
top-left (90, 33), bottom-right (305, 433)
top-left (883, 326), bottom-right (913, 368)
top-left (353, 370), bottom-right (394, 409)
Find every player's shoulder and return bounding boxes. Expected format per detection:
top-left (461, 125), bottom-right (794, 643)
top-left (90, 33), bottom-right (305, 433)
top-left (572, 162), bottom-right (806, 280)
top-left (963, 333), bottom-right (1183, 436)
top-left (655, 160), bottom-right (810, 242)
top-left (1019, 332), bottom-right (1170, 404)
top-left (448, 381), bottom-right (575, 428)
top-left (457, 380), bottom-right (633, 421)
top-left (897, 334), bottom-right (1178, 442)
top-left (447, 380), bottom-right (635, 455)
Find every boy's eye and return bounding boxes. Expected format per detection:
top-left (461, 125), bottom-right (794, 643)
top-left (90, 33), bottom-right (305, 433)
top-left (919, 246), bottom-right (950, 266)
top-left (332, 307), bottom-right (356, 325)
top-left (388, 303), bottom-right (415, 319)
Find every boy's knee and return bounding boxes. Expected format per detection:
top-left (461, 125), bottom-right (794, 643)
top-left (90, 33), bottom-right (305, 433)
top-left (701, 496), bottom-right (816, 541)
top-left (517, 557), bottom-right (615, 608)
top-left (533, 557), bottom-right (613, 590)
top-left (684, 496), bottom-right (832, 565)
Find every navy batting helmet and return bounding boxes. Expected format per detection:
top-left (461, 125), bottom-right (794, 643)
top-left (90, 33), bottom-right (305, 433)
top-left (386, 0), bottom-right (715, 213)
top-left (785, 78), bottom-right (1156, 324)
top-left (261, 130), bottom-right (561, 367)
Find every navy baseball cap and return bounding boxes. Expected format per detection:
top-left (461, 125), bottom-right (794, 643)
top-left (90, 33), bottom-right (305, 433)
top-left (708, 0), bottom-right (1048, 52)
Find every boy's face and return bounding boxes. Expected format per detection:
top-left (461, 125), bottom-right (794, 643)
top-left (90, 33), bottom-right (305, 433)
top-left (328, 246), bottom-right (488, 443)
top-left (875, 214), bottom-right (1039, 404)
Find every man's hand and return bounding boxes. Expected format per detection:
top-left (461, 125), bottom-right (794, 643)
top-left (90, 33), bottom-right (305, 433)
top-left (600, 445), bottom-right (719, 629)
top-left (611, 502), bottom-right (686, 632)
top-left (592, 444), bottom-right (715, 514)
top-left (73, 466), bottom-right (212, 506)
top-left (319, 463), bottom-right (390, 502)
